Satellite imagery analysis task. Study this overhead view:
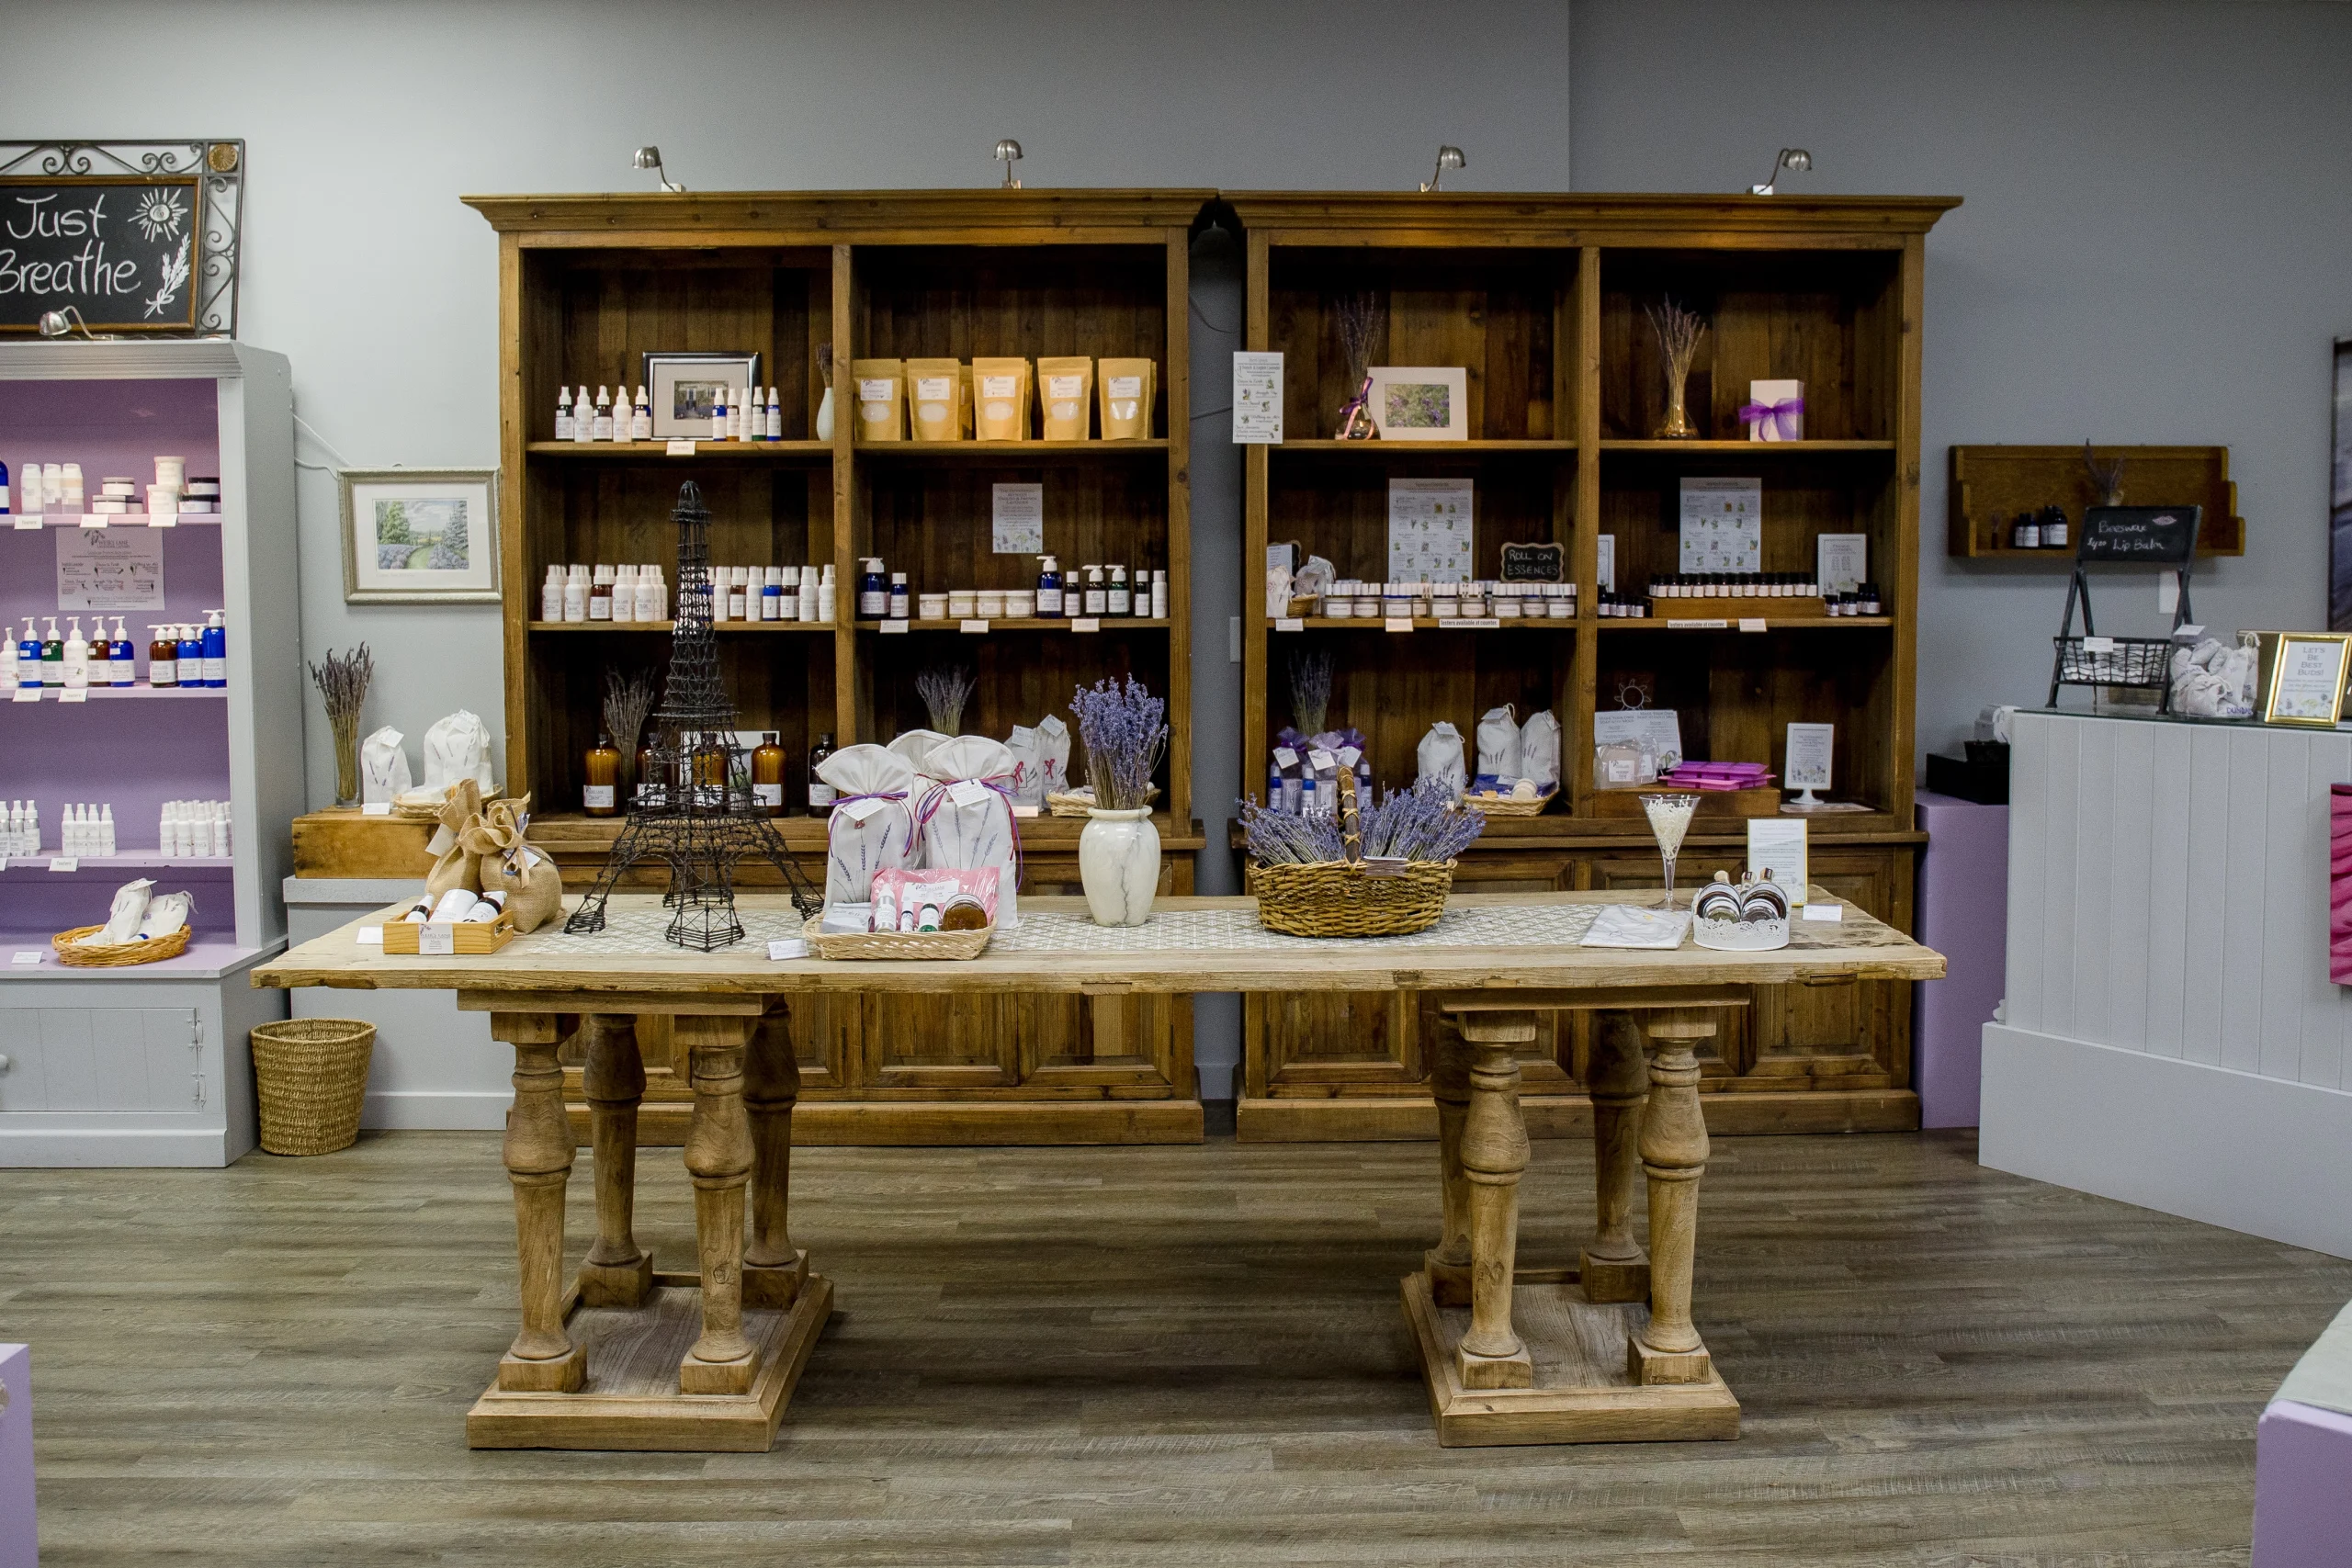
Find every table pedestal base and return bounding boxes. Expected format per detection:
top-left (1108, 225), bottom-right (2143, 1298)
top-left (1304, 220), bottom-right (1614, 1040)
top-left (466, 1269), bottom-right (832, 1451)
top-left (1401, 1268), bottom-right (1738, 1447)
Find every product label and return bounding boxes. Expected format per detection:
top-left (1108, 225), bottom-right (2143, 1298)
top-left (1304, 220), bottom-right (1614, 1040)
top-left (1047, 376), bottom-right (1083, 400)
top-left (582, 785), bottom-right (616, 809)
top-left (1036, 589), bottom-right (1063, 614)
top-left (981, 376), bottom-right (1017, 400)
top-left (418, 922), bottom-right (455, 955)
top-left (915, 377), bottom-right (952, 401)
top-left (809, 783), bottom-right (837, 807)
top-left (589, 598), bottom-right (610, 620)
top-left (151, 659), bottom-right (175, 684)
top-left (752, 784), bottom-right (783, 807)
top-left (1109, 376), bottom-right (1142, 399)
top-left (858, 378), bottom-right (894, 402)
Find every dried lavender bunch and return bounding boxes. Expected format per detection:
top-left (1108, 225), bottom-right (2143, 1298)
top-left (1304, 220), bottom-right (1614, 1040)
top-left (1645, 297), bottom-right (1707, 384)
top-left (1071, 675), bottom-right (1168, 811)
top-left (916, 662), bottom-right (977, 734)
top-left (309, 644), bottom-right (373, 806)
top-left (816, 342), bottom-right (834, 381)
top-left (1238, 795), bottom-right (1345, 864)
top-left (1335, 290), bottom-right (1379, 385)
top-left (604, 667), bottom-right (656, 792)
top-left (1287, 649), bottom-right (1333, 739)
top-left (1360, 778), bottom-right (1486, 863)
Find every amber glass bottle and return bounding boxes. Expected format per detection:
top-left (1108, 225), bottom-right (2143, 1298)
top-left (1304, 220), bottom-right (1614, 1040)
top-left (752, 731), bottom-right (786, 816)
top-left (807, 731), bottom-right (836, 816)
top-left (583, 730), bottom-right (620, 816)
top-left (635, 739), bottom-right (658, 802)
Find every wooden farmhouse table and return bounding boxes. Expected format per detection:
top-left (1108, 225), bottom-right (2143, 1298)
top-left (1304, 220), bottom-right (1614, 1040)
top-left (254, 890), bottom-right (1943, 1450)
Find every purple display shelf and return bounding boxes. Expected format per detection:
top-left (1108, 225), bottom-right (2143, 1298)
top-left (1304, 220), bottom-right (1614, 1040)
top-left (0, 931), bottom-right (260, 977)
top-left (0, 1345), bottom-right (28, 1568)
top-left (0, 860), bottom-right (236, 936)
top-left (2255, 1399), bottom-right (2352, 1567)
top-left (1913, 790), bottom-right (2009, 1129)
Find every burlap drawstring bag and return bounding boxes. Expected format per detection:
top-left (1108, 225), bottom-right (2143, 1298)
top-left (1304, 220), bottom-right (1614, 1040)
top-left (460, 794), bottom-right (564, 933)
top-left (424, 778), bottom-right (484, 899)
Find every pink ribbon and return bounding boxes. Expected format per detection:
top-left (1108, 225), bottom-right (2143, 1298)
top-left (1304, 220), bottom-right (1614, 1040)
top-left (1736, 396), bottom-right (1805, 440)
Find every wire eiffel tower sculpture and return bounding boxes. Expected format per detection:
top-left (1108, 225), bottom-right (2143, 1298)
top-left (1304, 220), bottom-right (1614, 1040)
top-left (564, 480), bottom-right (821, 950)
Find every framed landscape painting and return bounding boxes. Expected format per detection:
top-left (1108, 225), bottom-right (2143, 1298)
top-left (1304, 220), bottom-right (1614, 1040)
top-left (340, 468), bottom-right (500, 604)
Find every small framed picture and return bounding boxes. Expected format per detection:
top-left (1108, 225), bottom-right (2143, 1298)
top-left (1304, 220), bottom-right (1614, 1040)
top-left (642, 350), bottom-right (763, 439)
top-left (340, 469), bottom-right (500, 604)
top-left (2262, 632), bottom-right (2352, 727)
top-left (1367, 366), bottom-right (1469, 442)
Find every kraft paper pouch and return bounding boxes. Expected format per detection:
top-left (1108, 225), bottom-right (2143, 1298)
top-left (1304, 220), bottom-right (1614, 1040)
top-left (972, 356), bottom-right (1032, 441)
top-left (960, 363), bottom-right (975, 436)
top-left (1416, 721), bottom-right (1467, 802)
top-left (916, 735), bottom-right (1022, 928)
top-left (815, 744), bottom-right (918, 906)
top-left (906, 357), bottom-right (963, 442)
top-left (1476, 705), bottom-right (1522, 782)
top-left (852, 357), bottom-right (905, 441)
top-left (1099, 357), bottom-right (1152, 440)
top-left (1037, 355), bottom-right (1093, 441)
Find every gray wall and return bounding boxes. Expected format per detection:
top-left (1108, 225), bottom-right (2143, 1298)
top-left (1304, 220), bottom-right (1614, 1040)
top-left (1573, 0), bottom-right (2352, 753)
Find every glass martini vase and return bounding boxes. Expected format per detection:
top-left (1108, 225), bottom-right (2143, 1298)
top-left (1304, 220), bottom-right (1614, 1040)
top-left (1638, 792), bottom-right (1701, 910)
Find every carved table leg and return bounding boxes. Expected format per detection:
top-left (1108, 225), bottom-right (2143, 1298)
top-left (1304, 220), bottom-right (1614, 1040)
top-left (1629, 1014), bottom-right (1715, 1385)
top-left (493, 1011), bottom-right (585, 1393)
top-left (742, 1004), bottom-right (808, 1309)
top-left (1580, 1011), bottom-right (1651, 1303)
top-left (1423, 1015), bottom-right (1474, 1307)
top-left (579, 1014), bottom-right (654, 1307)
top-left (678, 1015), bottom-right (757, 1394)
top-left (1455, 1010), bottom-right (1535, 1390)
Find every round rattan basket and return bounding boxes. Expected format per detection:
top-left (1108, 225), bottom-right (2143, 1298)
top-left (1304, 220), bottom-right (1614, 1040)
top-left (51, 923), bottom-right (192, 967)
top-left (1246, 772), bottom-right (1456, 938)
top-left (248, 1018), bottom-right (376, 1156)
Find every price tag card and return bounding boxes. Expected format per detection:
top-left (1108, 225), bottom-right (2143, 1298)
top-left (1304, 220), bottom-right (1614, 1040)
top-left (1384, 616), bottom-right (1414, 633)
top-left (49, 857), bottom-right (78, 872)
top-left (2081, 636), bottom-right (2117, 654)
top-left (1071, 617), bottom-right (1102, 633)
top-left (1307, 748), bottom-right (1337, 773)
top-left (959, 619), bottom-right (989, 634)
top-left (947, 778), bottom-right (992, 808)
top-left (1272, 746), bottom-right (1299, 770)
top-left (1012, 805), bottom-right (1041, 818)
top-left (1273, 616), bottom-right (1304, 633)
top-left (840, 796), bottom-right (891, 825)
top-left (361, 802), bottom-right (392, 817)
top-left (11, 951), bottom-right (42, 964)
top-left (766, 937), bottom-right (810, 961)
top-left (83, 516), bottom-right (107, 529)
top-left (1802, 903), bottom-right (1844, 922)
top-left (147, 513), bottom-right (175, 528)
top-left (418, 922), bottom-right (456, 955)
top-left (666, 439), bottom-right (698, 456)
top-left (11, 688), bottom-right (39, 702)
top-left (60, 687), bottom-right (87, 703)
top-left (878, 619), bottom-right (909, 635)
top-left (1457, 617), bottom-right (1500, 629)
top-left (1669, 618), bottom-right (1730, 630)
top-left (356, 926), bottom-right (384, 945)
top-left (1738, 617), bottom-right (1767, 633)
top-left (14, 515), bottom-right (41, 529)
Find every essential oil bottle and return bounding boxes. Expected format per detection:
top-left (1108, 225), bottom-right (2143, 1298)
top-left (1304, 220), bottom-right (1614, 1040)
top-left (582, 731), bottom-right (619, 817)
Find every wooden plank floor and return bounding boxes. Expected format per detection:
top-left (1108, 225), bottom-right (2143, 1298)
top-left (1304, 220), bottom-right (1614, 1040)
top-left (4, 1130), bottom-right (2346, 1565)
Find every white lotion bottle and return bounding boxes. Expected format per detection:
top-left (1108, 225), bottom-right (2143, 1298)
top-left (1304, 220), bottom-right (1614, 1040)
top-left (62, 618), bottom-right (88, 689)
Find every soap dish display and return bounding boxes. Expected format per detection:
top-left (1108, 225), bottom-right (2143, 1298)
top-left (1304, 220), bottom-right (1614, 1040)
top-left (1690, 871), bottom-right (1790, 952)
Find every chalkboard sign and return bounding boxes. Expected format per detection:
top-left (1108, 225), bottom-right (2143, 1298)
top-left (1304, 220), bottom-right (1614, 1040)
top-left (2077, 505), bottom-right (2201, 564)
top-left (0, 141), bottom-right (246, 335)
top-left (1498, 540), bottom-right (1566, 582)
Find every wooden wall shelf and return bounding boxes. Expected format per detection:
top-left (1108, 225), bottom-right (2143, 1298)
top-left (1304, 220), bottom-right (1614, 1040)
top-left (1231, 190), bottom-right (1955, 1140)
top-left (1948, 445), bottom-right (2245, 558)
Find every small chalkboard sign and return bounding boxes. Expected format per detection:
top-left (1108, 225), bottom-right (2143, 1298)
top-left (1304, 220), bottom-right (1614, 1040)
top-left (0, 141), bottom-right (245, 335)
top-left (1498, 540), bottom-right (1566, 583)
top-left (2077, 505), bottom-right (2201, 565)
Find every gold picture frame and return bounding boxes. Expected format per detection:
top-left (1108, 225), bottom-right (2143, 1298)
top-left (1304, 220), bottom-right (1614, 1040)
top-left (2260, 632), bottom-right (2352, 727)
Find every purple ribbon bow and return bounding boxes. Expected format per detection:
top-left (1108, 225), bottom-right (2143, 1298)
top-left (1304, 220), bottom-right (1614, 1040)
top-left (1736, 396), bottom-right (1805, 440)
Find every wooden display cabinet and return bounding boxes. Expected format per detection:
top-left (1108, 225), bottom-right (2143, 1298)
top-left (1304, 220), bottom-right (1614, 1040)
top-left (468, 191), bottom-right (1210, 1144)
top-left (1229, 193), bottom-right (1956, 1140)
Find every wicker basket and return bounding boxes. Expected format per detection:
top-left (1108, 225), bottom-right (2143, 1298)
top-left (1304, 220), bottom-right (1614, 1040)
top-left (1247, 772), bottom-right (1455, 937)
top-left (801, 914), bottom-right (994, 962)
top-left (248, 1018), bottom-right (376, 1156)
top-left (1463, 785), bottom-right (1557, 818)
top-left (51, 923), bottom-right (192, 967)
top-left (1046, 784), bottom-right (1159, 819)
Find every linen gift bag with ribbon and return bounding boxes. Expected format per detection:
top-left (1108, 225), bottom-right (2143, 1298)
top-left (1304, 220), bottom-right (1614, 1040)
top-left (1416, 721), bottom-right (1467, 801)
top-left (424, 778), bottom-right (485, 899)
top-left (1005, 725), bottom-right (1046, 809)
top-left (359, 727), bottom-right (413, 806)
top-left (1476, 704), bottom-right (1522, 784)
top-left (460, 794), bottom-right (564, 932)
top-left (886, 728), bottom-right (950, 787)
top-left (422, 709), bottom-right (498, 795)
top-left (815, 743), bottom-right (918, 908)
top-left (1033, 716), bottom-right (1071, 798)
top-left (1518, 710), bottom-right (1563, 791)
top-left (914, 735), bottom-right (1023, 928)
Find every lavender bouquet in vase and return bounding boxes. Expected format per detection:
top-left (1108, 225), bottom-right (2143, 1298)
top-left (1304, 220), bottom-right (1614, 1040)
top-left (1070, 675), bottom-right (1169, 927)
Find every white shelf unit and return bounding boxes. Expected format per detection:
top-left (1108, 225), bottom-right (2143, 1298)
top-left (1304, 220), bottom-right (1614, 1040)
top-left (0, 341), bottom-right (300, 1167)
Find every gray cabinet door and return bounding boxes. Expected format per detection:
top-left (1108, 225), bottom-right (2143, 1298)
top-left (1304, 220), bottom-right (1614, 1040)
top-left (0, 1008), bottom-right (202, 1112)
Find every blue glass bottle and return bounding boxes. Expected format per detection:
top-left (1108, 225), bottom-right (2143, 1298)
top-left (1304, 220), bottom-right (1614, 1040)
top-left (200, 611), bottom-right (227, 687)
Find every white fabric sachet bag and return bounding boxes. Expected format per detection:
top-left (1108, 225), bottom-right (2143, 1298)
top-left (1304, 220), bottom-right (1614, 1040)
top-left (886, 728), bottom-right (950, 787)
top-left (359, 727), bottom-right (413, 805)
top-left (421, 710), bottom-right (497, 794)
top-left (80, 878), bottom-right (155, 945)
top-left (1034, 716), bottom-right (1071, 797)
top-left (816, 744), bottom-right (918, 908)
top-left (1518, 710), bottom-right (1562, 790)
top-left (1476, 704), bottom-right (1521, 782)
top-left (1416, 721), bottom-right (1467, 801)
top-left (1005, 725), bottom-right (1046, 809)
top-left (916, 735), bottom-right (1022, 928)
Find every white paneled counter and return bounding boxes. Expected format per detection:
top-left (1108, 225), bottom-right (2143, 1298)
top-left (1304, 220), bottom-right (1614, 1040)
top-left (1982, 708), bottom-right (2352, 1257)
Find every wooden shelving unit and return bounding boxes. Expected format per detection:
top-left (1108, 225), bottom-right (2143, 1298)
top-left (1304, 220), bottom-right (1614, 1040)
top-left (468, 189), bottom-right (1211, 1145)
top-left (1947, 444), bottom-right (2245, 558)
top-left (1229, 192), bottom-right (1957, 1141)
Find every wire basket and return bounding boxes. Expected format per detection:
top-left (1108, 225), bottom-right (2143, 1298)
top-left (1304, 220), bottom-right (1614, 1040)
top-left (1247, 771), bottom-right (1455, 937)
top-left (2052, 636), bottom-right (2171, 687)
top-left (249, 1018), bottom-right (376, 1156)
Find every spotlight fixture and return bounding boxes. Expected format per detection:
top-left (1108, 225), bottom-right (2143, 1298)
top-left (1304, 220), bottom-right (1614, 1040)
top-left (632, 146), bottom-right (684, 193)
top-left (1419, 145), bottom-right (1466, 192)
top-left (994, 139), bottom-right (1023, 188)
top-left (1749, 147), bottom-right (1812, 196)
top-left (37, 307), bottom-right (105, 341)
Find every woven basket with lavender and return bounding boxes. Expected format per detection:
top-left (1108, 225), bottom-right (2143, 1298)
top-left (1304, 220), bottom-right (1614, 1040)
top-left (1239, 775), bottom-right (1484, 938)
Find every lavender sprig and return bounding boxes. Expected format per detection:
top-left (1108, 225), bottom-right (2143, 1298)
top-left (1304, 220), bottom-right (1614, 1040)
top-left (1070, 675), bottom-right (1168, 812)
top-left (1238, 795), bottom-right (1345, 864)
top-left (1361, 778), bottom-right (1486, 862)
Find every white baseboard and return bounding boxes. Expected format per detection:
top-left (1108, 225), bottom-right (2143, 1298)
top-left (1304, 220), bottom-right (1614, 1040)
top-left (362, 1091), bottom-right (513, 1131)
top-left (0, 1127), bottom-right (243, 1168)
top-left (1981, 1023), bottom-right (2352, 1258)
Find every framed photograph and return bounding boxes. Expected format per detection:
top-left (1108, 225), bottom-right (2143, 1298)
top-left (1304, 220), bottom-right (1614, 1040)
top-left (2331, 341), bottom-right (2352, 630)
top-left (340, 469), bottom-right (500, 604)
top-left (642, 350), bottom-right (763, 439)
top-left (1367, 366), bottom-right (1468, 442)
top-left (2262, 632), bottom-right (2352, 728)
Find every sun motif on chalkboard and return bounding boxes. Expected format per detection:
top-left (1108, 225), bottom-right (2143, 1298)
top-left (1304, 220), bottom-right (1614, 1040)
top-left (130, 188), bottom-right (186, 243)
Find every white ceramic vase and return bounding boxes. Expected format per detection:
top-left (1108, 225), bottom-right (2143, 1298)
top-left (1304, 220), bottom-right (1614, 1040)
top-left (815, 387), bottom-right (836, 442)
top-left (1080, 807), bottom-right (1159, 927)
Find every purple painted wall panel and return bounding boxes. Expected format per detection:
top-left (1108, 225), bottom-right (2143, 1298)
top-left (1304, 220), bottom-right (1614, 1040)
top-left (1914, 791), bottom-right (2010, 1128)
top-left (2254, 1399), bottom-right (2352, 1567)
top-left (0, 1344), bottom-right (31, 1568)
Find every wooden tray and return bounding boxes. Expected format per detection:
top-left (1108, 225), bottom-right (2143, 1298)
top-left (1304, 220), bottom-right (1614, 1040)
top-left (800, 914), bottom-right (993, 961)
top-left (381, 909), bottom-right (517, 954)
